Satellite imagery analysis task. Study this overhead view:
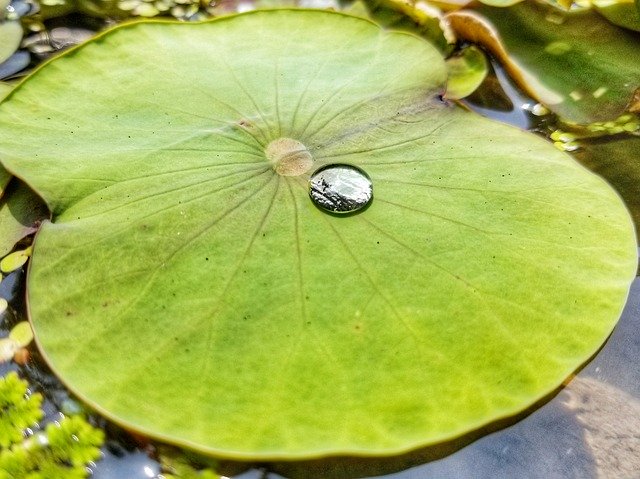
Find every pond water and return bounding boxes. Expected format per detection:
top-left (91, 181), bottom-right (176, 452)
top-left (1, 11), bottom-right (639, 479)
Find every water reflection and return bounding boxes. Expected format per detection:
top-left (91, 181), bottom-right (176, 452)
top-left (308, 164), bottom-right (373, 214)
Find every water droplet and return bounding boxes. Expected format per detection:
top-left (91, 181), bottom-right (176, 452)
top-left (308, 164), bottom-right (372, 214)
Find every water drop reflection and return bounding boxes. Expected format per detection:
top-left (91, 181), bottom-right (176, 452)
top-left (308, 164), bottom-right (372, 214)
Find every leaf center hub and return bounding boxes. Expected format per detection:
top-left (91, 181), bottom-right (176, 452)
top-left (266, 138), bottom-right (313, 176)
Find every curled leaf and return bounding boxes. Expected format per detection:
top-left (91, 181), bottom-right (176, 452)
top-left (453, 2), bottom-right (640, 123)
top-left (592, 0), bottom-right (640, 32)
top-left (445, 45), bottom-right (488, 99)
top-left (444, 10), bottom-right (560, 106)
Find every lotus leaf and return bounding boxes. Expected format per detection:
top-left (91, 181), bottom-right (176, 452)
top-left (0, 10), bottom-right (636, 459)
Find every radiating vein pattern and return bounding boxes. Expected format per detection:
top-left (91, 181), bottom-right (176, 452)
top-left (0, 9), bottom-right (635, 460)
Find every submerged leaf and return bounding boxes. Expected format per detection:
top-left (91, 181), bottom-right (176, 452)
top-left (0, 10), bottom-right (636, 459)
top-left (450, 2), bottom-right (640, 123)
top-left (593, 0), bottom-right (640, 31)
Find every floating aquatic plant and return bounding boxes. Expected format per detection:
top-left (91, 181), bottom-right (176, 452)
top-left (0, 9), bottom-right (635, 460)
top-left (0, 372), bottom-right (104, 479)
top-left (0, 371), bottom-right (43, 448)
top-left (0, 246), bottom-right (32, 274)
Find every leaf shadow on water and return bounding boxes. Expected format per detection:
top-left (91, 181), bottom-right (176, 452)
top-left (263, 392), bottom-right (594, 479)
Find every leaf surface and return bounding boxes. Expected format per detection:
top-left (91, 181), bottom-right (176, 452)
top-left (0, 10), bottom-right (636, 459)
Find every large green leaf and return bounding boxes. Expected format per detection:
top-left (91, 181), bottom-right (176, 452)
top-left (0, 10), bottom-right (636, 459)
top-left (463, 2), bottom-right (640, 123)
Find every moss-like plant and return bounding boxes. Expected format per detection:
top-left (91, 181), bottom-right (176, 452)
top-left (0, 372), bottom-right (104, 479)
top-left (0, 372), bottom-right (43, 448)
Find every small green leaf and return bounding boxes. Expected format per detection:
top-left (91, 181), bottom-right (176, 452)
top-left (0, 372), bottom-right (43, 448)
top-left (0, 246), bottom-right (33, 274)
top-left (445, 45), bottom-right (489, 99)
top-left (0, 21), bottom-right (22, 65)
top-left (0, 10), bottom-right (635, 459)
top-left (9, 321), bottom-right (34, 348)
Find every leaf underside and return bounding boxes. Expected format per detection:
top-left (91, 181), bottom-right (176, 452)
top-left (0, 10), bottom-right (636, 459)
